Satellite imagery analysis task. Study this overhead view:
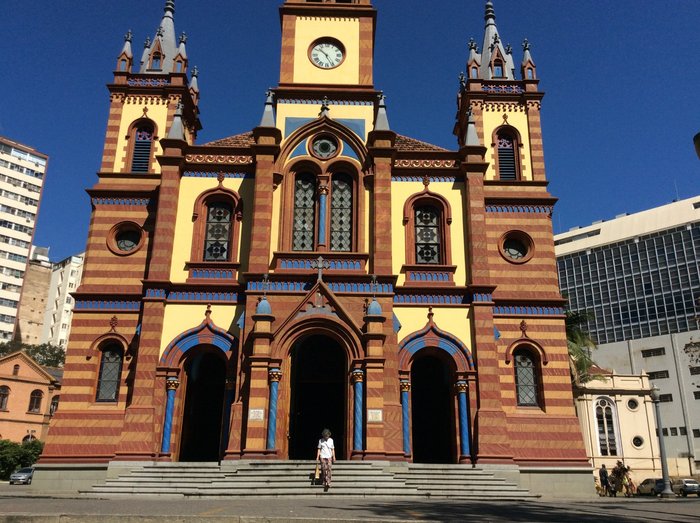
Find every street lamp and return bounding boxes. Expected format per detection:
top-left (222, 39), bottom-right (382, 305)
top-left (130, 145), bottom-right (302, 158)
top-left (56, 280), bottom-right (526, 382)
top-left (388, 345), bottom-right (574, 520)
top-left (650, 385), bottom-right (675, 498)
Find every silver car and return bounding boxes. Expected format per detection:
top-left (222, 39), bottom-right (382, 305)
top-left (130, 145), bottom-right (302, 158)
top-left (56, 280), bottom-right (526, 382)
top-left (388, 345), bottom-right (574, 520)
top-left (672, 479), bottom-right (700, 497)
top-left (9, 467), bottom-right (34, 485)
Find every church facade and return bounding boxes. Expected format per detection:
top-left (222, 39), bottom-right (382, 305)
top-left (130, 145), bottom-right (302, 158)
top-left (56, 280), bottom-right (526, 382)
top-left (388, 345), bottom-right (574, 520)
top-left (41, 0), bottom-right (590, 493)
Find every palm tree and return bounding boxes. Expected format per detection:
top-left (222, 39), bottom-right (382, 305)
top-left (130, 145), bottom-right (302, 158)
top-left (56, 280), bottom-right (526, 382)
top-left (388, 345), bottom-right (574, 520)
top-left (565, 309), bottom-right (600, 384)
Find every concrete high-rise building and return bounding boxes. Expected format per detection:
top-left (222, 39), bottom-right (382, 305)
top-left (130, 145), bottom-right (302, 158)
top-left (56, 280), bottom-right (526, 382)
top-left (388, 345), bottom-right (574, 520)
top-left (15, 247), bottom-right (52, 345)
top-left (0, 137), bottom-right (47, 342)
top-left (42, 253), bottom-right (85, 348)
top-left (555, 196), bottom-right (700, 476)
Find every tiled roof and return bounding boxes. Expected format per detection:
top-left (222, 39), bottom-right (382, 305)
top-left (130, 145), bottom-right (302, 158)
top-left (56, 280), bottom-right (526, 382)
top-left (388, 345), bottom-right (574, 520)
top-left (201, 131), bottom-right (449, 153)
top-left (42, 366), bottom-right (64, 383)
top-left (203, 132), bottom-right (255, 147)
top-left (395, 134), bottom-right (449, 152)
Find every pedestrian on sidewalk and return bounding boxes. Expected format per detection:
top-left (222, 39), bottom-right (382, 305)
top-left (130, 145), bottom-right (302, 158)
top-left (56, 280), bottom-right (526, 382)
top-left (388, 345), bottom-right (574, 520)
top-left (598, 464), bottom-right (610, 497)
top-left (316, 428), bottom-right (335, 492)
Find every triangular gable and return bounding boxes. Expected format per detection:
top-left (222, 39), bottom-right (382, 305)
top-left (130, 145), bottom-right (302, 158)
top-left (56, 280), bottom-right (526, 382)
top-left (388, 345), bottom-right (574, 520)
top-left (0, 351), bottom-right (57, 384)
top-left (272, 280), bottom-right (364, 341)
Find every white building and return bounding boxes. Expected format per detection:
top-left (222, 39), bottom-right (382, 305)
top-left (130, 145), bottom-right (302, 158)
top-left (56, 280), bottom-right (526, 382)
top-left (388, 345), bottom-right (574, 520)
top-left (42, 253), bottom-right (84, 348)
top-left (0, 137), bottom-right (47, 342)
top-left (555, 196), bottom-right (700, 476)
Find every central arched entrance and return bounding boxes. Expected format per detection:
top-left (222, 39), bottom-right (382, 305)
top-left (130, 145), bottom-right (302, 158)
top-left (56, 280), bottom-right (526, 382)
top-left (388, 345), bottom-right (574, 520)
top-left (411, 351), bottom-right (456, 463)
top-left (179, 349), bottom-right (226, 462)
top-left (288, 335), bottom-right (346, 459)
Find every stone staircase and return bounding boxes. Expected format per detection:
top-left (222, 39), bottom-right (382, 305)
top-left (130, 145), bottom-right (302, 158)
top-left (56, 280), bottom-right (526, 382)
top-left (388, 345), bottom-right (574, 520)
top-left (81, 460), bottom-right (537, 500)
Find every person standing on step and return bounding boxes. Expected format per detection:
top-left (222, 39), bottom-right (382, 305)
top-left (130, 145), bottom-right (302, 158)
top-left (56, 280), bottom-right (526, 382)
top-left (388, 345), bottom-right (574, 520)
top-left (316, 428), bottom-right (335, 492)
top-left (598, 464), bottom-right (610, 497)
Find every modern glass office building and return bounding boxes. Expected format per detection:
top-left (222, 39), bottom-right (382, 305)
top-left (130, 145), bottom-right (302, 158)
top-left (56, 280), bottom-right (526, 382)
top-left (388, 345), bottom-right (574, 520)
top-left (556, 196), bottom-right (700, 476)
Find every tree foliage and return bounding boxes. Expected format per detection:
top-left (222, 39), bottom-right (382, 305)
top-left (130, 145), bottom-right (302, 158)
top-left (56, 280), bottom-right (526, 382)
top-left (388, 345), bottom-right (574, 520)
top-left (0, 439), bottom-right (44, 480)
top-left (565, 309), bottom-right (601, 384)
top-left (0, 341), bottom-right (65, 368)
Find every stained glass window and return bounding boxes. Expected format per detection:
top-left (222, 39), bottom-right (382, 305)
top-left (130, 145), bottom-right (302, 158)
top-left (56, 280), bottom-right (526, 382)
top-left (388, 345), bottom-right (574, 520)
top-left (595, 398), bottom-right (618, 456)
top-left (330, 174), bottom-right (352, 251)
top-left (293, 174), bottom-right (316, 251)
top-left (415, 206), bottom-right (441, 264)
top-left (132, 124), bottom-right (154, 172)
top-left (28, 390), bottom-right (43, 413)
top-left (0, 386), bottom-right (8, 410)
top-left (497, 132), bottom-right (516, 180)
top-left (96, 346), bottom-right (123, 402)
top-left (204, 202), bottom-right (233, 261)
top-left (514, 351), bottom-right (539, 406)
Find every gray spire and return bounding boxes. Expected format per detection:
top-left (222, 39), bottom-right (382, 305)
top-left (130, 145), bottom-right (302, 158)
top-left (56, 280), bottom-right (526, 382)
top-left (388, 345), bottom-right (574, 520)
top-left (177, 33), bottom-right (188, 60)
top-left (140, 0), bottom-right (179, 73)
top-left (480, 1), bottom-right (515, 80)
top-left (189, 66), bottom-right (199, 92)
top-left (374, 93), bottom-right (390, 131)
top-left (120, 30), bottom-right (133, 58)
top-left (139, 37), bottom-right (151, 69)
top-left (465, 108), bottom-right (480, 146)
top-left (167, 102), bottom-right (186, 140)
top-left (259, 90), bottom-right (276, 128)
top-left (522, 39), bottom-right (534, 65)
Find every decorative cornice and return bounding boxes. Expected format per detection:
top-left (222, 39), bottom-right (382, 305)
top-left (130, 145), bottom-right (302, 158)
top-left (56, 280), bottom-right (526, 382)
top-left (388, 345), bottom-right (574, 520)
top-left (183, 171), bottom-right (252, 178)
top-left (91, 197), bottom-right (150, 206)
top-left (394, 160), bottom-right (458, 169)
top-left (74, 300), bottom-right (140, 311)
top-left (278, 258), bottom-right (363, 271)
top-left (486, 204), bottom-right (554, 214)
top-left (127, 77), bottom-right (170, 87)
top-left (481, 84), bottom-right (524, 95)
top-left (185, 154), bottom-right (253, 165)
top-left (394, 294), bottom-right (466, 305)
top-left (247, 280), bottom-right (393, 294)
top-left (493, 305), bottom-right (565, 316)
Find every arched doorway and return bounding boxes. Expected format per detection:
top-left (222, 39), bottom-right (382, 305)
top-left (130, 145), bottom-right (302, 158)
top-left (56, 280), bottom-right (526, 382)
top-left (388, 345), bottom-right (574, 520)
top-left (411, 351), bottom-right (456, 463)
top-left (288, 335), bottom-right (346, 459)
top-left (179, 349), bottom-right (226, 462)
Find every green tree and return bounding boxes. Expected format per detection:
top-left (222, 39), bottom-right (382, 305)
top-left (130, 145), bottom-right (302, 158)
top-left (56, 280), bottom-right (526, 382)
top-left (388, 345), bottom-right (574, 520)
top-left (565, 309), bottom-right (600, 384)
top-left (0, 341), bottom-right (65, 367)
top-left (0, 439), bottom-right (44, 480)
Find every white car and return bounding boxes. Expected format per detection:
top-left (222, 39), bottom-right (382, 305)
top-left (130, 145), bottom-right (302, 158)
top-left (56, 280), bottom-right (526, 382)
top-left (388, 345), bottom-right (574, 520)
top-left (9, 467), bottom-right (34, 485)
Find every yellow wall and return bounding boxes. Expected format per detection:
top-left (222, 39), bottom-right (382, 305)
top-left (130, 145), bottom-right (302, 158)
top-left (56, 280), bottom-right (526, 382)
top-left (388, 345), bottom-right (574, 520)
top-left (115, 97), bottom-right (171, 173)
top-left (159, 303), bottom-right (242, 357)
top-left (391, 181), bottom-right (467, 286)
top-left (482, 108), bottom-right (533, 181)
top-left (170, 176), bottom-right (250, 283)
top-left (293, 17), bottom-right (360, 85)
top-left (394, 307), bottom-right (472, 350)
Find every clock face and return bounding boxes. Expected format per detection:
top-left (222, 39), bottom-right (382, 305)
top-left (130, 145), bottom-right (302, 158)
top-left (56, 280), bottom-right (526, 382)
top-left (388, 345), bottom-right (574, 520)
top-left (310, 40), bottom-right (345, 69)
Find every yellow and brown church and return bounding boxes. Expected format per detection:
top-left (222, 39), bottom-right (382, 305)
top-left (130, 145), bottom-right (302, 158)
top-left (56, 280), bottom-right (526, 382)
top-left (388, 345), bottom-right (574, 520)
top-left (40, 0), bottom-right (591, 493)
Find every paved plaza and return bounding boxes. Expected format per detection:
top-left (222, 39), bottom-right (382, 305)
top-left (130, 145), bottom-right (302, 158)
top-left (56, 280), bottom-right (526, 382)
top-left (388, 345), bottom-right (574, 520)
top-left (0, 484), bottom-right (698, 522)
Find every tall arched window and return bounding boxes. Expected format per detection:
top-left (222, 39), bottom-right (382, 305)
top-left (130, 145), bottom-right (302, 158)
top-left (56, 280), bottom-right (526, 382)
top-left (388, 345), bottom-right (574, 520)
top-left (0, 386), bottom-right (9, 410)
top-left (28, 390), bottom-right (43, 413)
top-left (496, 130), bottom-right (517, 180)
top-left (203, 202), bottom-right (233, 261)
top-left (595, 397), bottom-right (619, 456)
top-left (96, 345), bottom-right (124, 402)
top-left (131, 123), bottom-right (155, 172)
top-left (415, 206), bottom-right (441, 264)
top-left (292, 173), bottom-right (316, 251)
top-left (514, 349), bottom-right (540, 406)
top-left (330, 173), bottom-right (353, 252)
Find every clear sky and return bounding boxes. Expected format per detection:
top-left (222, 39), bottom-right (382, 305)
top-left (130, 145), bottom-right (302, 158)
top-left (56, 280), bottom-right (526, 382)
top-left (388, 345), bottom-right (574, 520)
top-left (2, 0), bottom-right (700, 261)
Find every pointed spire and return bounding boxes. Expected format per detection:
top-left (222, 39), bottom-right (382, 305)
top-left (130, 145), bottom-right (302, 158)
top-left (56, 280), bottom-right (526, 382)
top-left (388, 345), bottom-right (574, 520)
top-left (259, 90), bottom-right (276, 128)
top-left (177, 33), bottom-right (188, 59)
top-left (140, 37), bottom-right (152, 70)
top-left (140, 0), bottom-right (179, 74)
top-left (480, 1), bottom-right (515, 80)
top-left (374, 93), bottom-right (391, 131)
top-left (521, 39), bottom-right (537, 80)
top-left (121, 30), bottom-right (133, 58)
top-left (189, 65), bottom-right (199, 92)
top-left (167, 102), bottom-right (186, 141)
top-left (465, 108), bottom-right (480, 146)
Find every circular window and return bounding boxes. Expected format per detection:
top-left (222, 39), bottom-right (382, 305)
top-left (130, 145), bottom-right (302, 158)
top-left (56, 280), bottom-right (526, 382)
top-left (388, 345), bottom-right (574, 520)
top-left (107, 222), bottom-right (144, 256)
top-left (310, 135), bottom-right (339, 160)
top-left (632, 436), bottom-right (644, 448)
top-left (627, 398), bottom-right (639, 411)
top-left (499, 231), bottom-right (534, 264)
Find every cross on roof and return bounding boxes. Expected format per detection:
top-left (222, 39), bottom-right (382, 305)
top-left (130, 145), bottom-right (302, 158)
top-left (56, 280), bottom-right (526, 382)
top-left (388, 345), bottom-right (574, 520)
top-left (310, 256), bottom-right (330, 282)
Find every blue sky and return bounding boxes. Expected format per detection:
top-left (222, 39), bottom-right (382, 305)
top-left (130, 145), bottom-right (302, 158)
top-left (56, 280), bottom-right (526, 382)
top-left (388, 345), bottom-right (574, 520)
top-left (2, 0), bottom-right (700, 261)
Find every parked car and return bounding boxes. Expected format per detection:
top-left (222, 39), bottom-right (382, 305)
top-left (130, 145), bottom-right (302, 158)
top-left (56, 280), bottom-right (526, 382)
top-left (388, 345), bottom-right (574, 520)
top-left (637, 478), bottom-right (665, 496)
top-left (9, 467), bottom-right (34, 485)
top-left (672, 479), bottom-right (700, 497)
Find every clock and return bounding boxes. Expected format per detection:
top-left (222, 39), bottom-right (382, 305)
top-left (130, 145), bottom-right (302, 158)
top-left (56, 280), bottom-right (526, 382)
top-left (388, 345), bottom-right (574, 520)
top-left (309, 39), bottom-right (345, 70)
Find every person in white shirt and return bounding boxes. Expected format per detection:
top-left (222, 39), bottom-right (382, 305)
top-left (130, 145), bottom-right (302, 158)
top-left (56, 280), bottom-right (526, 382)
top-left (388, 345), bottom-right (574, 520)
top-left (316, 428), bottom-right (335, 491)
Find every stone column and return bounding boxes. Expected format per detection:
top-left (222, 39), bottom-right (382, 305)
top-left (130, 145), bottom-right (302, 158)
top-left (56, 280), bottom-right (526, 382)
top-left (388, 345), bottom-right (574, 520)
top-left (455, 380), bottom-right (470, 461)
top-left (160, 377), bottom-right (180, 454)
top-left (400, 380), bottom-right (411, 456)
top-left (351, 370), bottom-right (364, 452)
top-left (267, 369), bottom-right (282, 450)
